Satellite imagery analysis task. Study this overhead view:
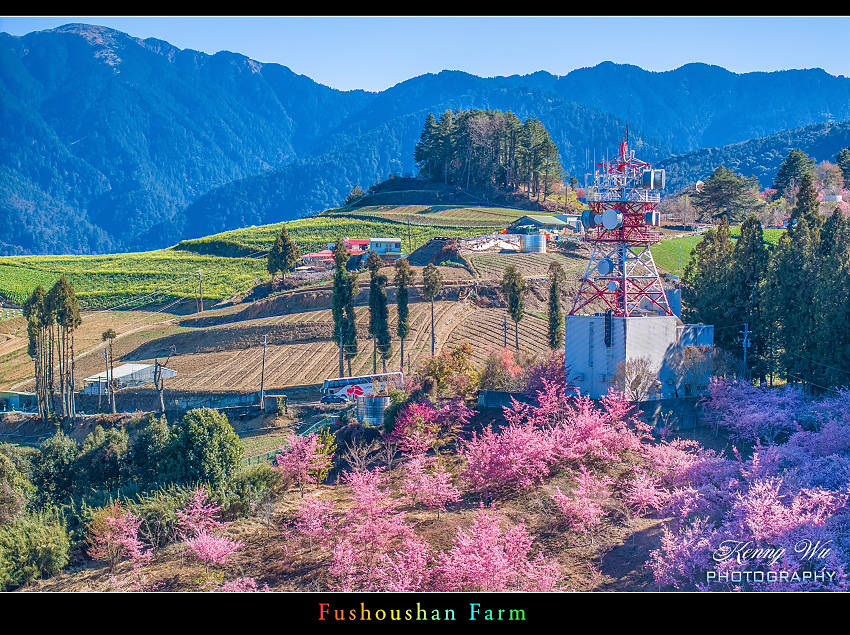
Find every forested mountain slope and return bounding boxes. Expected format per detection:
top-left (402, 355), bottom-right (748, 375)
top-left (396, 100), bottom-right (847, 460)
top-left (4, 23), bottom-right (850, 255)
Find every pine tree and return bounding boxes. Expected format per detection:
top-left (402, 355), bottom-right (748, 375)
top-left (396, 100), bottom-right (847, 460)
top-left (414, 113), bottom-right (439, 179)
top-left (692, 165), bottom-right (760, 223)
top-left (394, 258), bottom-right (414, 373)
top-left (772, 148), bottom-right (816, 202)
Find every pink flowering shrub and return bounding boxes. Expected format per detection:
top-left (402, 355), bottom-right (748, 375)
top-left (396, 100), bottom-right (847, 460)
top-left (328, 468), bottom-right (430, 591)
top-left (175, 485), bottom-right (226, 539)
top-left (184, 530), bottom-right (242, 575)
top-left (274, 432), bottom-right (333, 496)
top-left (401, 453), bottom-right (462, 517)
top-left (88, 503), bottom-right (152, 574)
top-left (647, 385), bottom-right (850, 591)
top-left (433, 508), bottom-right (561, 592)
top-left (217, 577), bottom-right (270, 592)
top-left (702, 379), bottom-right (807, 445)
top-left (552, 466), bottom-right (613, 541)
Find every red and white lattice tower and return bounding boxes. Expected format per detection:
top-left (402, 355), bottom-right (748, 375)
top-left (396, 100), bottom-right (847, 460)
top-left (570, 132), bottom-right (672, 317)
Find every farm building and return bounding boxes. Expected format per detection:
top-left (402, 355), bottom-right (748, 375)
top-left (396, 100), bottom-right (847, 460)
top-left (302, 249), bottom-right (334, 265)
top-left (82, 363), bottom-right (176, 395)
top-left (369, 237), bottom-right (405, 260)
top-left (509, 214), bottom-right (583, 234)
top-left (0, 391), bottom-right (36, 412)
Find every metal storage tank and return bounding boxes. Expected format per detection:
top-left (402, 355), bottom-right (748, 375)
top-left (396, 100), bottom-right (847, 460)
top-left (520, 233), bottom-right (547, 253)
top-left (356, 394), bottom-right (392, 425)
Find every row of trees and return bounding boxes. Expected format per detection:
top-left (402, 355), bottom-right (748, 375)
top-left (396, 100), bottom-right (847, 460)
top-left (329, 248), bottom-right (568, 377)
top-left (671, 145), bottom-right (850, 225)
top-left (683, 151), bottom-right (850, 390)
top-left (414, 108), bottom-right (564, 200)
top-left (23, 278), bottom-right (82, 423)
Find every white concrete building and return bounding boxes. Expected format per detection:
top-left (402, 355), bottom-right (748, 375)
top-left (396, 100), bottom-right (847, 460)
top-left (82, 363), bottom-right (176, 394)
top-left (565, 313), bottom-right (714, 400)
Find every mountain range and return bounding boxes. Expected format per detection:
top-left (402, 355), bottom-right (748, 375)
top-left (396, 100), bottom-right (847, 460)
top-left (3, 23), bottom-right (850, 255)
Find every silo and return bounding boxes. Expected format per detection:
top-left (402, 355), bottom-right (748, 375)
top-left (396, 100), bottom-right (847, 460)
top-left (520, 233), bottom-right (547, 253)
top-left (356, 394), bottom-right (392, 425)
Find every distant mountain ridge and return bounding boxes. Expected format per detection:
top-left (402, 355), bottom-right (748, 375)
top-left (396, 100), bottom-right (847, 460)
top-left (3, 23), bottom-right (850, 255)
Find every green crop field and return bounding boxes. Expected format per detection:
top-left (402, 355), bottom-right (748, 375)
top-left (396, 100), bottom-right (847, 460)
top-left (651, 226), bottom-right (786, 277)
top-left (175, 214), bottom-right (493, 257)
top-left (0, 212), bottom-right (520, 309)
top-left (0, 249), bottom-right (268, 308)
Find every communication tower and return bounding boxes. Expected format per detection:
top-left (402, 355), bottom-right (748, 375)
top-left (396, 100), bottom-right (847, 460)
top-left (571, 130), bottom-right (671, 317)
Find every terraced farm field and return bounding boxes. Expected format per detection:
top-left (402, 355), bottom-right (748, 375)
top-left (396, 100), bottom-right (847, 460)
top-left (444, 308), bottom-right (552, 367)
top-left (465, 251), bottom-right (587, 281)
top-left (328, 204), bottom-right (538, 227)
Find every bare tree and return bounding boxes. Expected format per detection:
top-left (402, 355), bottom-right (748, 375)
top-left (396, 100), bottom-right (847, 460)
top-left (613, 356), bottom-right (657, 401)
top-left (153, 345), bottom-right (176, 413)
top-left (671, 345), bottom-right (714, 396)
top-left (341, 437), bottom-right (381, 473)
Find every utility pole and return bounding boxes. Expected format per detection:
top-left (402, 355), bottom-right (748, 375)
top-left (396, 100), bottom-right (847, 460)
top-left (197, 270), bottom-right (204, 313)
top-left (503, 314), bottom-right (508, 348)
top-left (99, 350), bottom-right (107, 411)
top-left (739, 323), bottom-right (752, 382)
top-left (339, 324), bottom-right (344, 378)
top-left (260, 333), bottom-right (267, 410)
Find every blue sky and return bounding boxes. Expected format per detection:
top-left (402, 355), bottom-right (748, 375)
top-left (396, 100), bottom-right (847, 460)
top-left (2, 16), bottom-right (849, 92)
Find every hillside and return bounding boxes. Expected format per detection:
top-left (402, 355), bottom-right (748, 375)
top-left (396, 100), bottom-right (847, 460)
top-left (657, 120), bottom-right (850, 192)
top-left (5, 23), bottom-right (850, 254)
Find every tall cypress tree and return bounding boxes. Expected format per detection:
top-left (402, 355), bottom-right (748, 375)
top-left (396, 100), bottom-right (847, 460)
top-left (728, 215), bottom-right (770, 381)
top-left (394, 258), bottom-right (413, 373)
top-left (367, 251), bottom-right (391, 373)
top-left (331, 239), bottom-right (359, 377)
top-left (422, 264), bottom-right (443, 356)
top-left (547, 261), bottom-right (565, 350)
top-left (682, 218), bottom-right (736, 350)
top-left (502, 265), bottom-right (527, 351)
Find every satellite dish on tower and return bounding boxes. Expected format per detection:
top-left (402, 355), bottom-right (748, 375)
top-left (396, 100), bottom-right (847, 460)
top-left (602, 209), bottom-right (622, 230)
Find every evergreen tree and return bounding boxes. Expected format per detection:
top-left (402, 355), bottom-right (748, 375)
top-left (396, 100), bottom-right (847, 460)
top-left (811, 212), bottom-right (850, 389)
top-left (836, 147), bottom-right (850, 187)
top-left (772, 148), bottom-right (816, 201)
top-left (49, 277), bottom-right (81, 424)
top-left (331, 239), bottom-right (358, 377)
top-left (267, 232), bottom-right (283, 281)
top-left (762, 193), bottom-right (823, 389)
top-left (277, 225), bottom-right (301, 281)
top-left (787, 171), bottom-right (820, 234)
top-left (422, 264), bottom-right (443, 356)
top-left (727, 215), bottom-right (771, 381)
top-left (367, 251), bottom-right (391, 373)
top-left (692, 165), bottom-right (760, 223)
top-left (502, 265), bottom-right (527, 351)
top-left (414, 113), bottom-right (439, 179)
top-left (547, 261), bottom-right (565, 350)
top-left (394, 258), bottom-right (414, 373)
top-left (682, 218), bottom-right (736, 350)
